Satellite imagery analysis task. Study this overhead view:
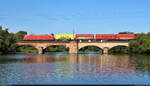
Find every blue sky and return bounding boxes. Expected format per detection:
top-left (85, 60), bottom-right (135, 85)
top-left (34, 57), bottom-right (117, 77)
top-left (0, 0), bottom-right (150, 34)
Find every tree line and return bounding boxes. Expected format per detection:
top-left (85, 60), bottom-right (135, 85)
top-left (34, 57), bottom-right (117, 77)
top-left (0, 26), bottom-right (28, 54)
top-left (0, 26), bottom-right (150, 55)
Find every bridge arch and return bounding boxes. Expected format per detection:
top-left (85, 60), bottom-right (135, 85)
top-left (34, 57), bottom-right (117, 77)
top-left (78, 44), bottom-right (103, 50)
top-left (78, 42), bottom-right (129, 54)
top-left (44, 45), bottom-right (69, 52)
top-left (108, 45), bottom-right (128, 49)
top-left (108, 45), bottom-right (129, 54)
top-left (16, 45), bottom-right (38, 53)
top-left (78, 45), bottom-right (103, 53)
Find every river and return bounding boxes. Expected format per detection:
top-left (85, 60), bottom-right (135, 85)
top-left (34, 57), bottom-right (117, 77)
top-left (0, 52), bottom-right (150, 85)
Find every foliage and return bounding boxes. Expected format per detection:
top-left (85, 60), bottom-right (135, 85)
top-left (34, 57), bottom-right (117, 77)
top-left (14, 31), bottom-right (27, 41)
top-left (44, 46), bottom-right (69, 52)
top-left (51, 33), bottom-right (54, 36)
top-left (0, 27), bottom-right (17, 54)
top-left (60, 37), bottom-right (69, 41)
top-left (16, 45), bottom-right (38, 53)
top-left (108, 46), bottom-right (129, 54)
top-left (79, 46), bottom-right (102, 52)
top-left (118, 32), bottom-right (134, 34)
top-left (0, 26), bottom-right (31, 54)
top-left (129, 32), bottom-right (150, 54)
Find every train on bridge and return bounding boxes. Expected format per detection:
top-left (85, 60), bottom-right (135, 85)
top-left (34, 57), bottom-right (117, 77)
top-left (23, 34), bottom-right (135, 42)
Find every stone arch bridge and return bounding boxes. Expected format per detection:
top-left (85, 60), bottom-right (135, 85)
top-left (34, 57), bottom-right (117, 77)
top-left (17, 41), bottom-right (129, 54)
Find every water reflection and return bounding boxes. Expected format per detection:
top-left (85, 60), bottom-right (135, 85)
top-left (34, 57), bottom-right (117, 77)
top-left (23, 54), bottom-right (55, 63)
top-left (55, 54), bottom-right (76, 81)
top-left (0, 53), bottom-right (150, 84)
top-left (76, 54), bottom-right (135, 76)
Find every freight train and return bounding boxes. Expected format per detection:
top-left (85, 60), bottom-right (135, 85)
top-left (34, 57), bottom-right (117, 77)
top-left (24, 34), bottom-right (135, 42)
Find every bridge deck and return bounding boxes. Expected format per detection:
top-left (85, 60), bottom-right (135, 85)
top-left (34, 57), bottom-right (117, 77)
top-left (18, 40), bottom-right (129, 43)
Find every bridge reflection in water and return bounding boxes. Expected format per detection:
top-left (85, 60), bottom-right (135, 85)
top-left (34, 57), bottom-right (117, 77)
top-left (22, 53), bottom-right (135, 83)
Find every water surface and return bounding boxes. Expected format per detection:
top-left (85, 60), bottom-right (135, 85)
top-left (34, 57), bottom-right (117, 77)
top-left (0, 52), bottom-right (150, 85)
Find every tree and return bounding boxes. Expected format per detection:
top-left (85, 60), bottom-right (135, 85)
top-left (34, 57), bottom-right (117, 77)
top-left (109, 46), bottom-right (129, 54)
top-left (118, 32), bottom-right (134, 34)
top-left (129, 33), bottom-right (150, 54)
top-left (0, 26), bottom-right (2, 30)
top-left (0, 26), bottom-right (17, 54)
top-left (51, 33), bottom-right (54, 36)
top-left (14, 31), bottom-right (27, 41)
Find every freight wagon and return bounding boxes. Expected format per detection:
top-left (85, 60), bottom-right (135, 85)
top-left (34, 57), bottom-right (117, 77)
top-left (55, 34), bottom-right (74, 41)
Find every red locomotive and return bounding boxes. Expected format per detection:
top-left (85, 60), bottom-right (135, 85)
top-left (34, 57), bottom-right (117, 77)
top-left (24, 35), bottom-right (54, 40)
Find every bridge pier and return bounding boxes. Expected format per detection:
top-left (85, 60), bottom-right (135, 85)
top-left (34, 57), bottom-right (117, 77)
top-left (68, 41), bottom-right (78, 53)
top-left (103, 47), bottom-right (109, 54)
top-left (38, 47), bottom-right (44, 54)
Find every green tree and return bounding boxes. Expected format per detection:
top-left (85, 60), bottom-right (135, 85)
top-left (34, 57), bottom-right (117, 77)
top-left (44, 45), bottom-right (69, 52)
top-left (129, 33), bottom-right (150, 54)
top-left (0, 27), bottom-right (17, 54)
top-left (14, 31), bottom-right (27, 41)
top-left (79, 46), bottom-right (102, 52)
top-left (109, 46), bottom-right (129, 54)
top-left (119, 32), bottom-right (134, 34)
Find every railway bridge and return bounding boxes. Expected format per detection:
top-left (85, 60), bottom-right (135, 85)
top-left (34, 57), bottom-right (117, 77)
top-left (17, 41), bottom-right (129, 54)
